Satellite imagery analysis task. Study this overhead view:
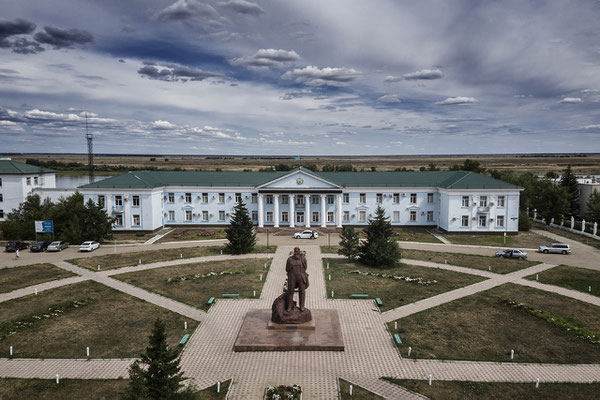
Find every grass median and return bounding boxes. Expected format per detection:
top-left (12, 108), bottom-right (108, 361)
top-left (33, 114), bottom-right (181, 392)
top-left (157, 228), bottom-right (228, 243)
top-left (323, 258), bottom-right (485, 311)
top-left (0, 281), bottom-right (196, 359)
top-left (525, 264), bottom-right (600, 296)
top-left (113, 258), bottom-right (272, 311)
top-left (387, 283), bottom-right (600, 363)
top-left (0, 263), bottom-right (75, 293)
top-left (440, 230), bottom-right (549, 248)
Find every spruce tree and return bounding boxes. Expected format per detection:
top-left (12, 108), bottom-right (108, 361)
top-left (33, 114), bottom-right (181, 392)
top-left (560, 165), bottom-right (580, 215)
top-left (358, 205), bottom-right (401, 267)
top-left (337, 226), bottom-right (360, 261)
top-left (124, 319), bottom-right (184, 400)
top-left (225, 200), bottom-right (256, 254)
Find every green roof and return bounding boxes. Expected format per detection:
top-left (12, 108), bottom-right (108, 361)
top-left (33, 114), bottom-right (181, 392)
top-left (0, 159), bottom-right (55, 174)
top-left (80, 168), bottom-right (521, 190)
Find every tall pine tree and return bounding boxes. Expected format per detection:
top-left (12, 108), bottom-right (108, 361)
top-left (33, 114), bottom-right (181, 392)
top-left (358, 205), bottom-right (401, 267)
top-left (560, 165), bottom-right (580, 215)
top-left (225, 200), bottom-right (256, 254)
top-left (337, 226), bottom-right (360, 261)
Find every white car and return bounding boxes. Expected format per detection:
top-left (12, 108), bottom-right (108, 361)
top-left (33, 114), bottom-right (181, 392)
top-left (79, 241), bottom-right (100, 252)
top-left (293, 230), bottom-right (318, 239)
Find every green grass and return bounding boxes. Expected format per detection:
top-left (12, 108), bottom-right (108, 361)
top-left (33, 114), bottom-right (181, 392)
top-left (525, 265), bottom-right (600, 296)
top-left (320, 245), bottom-right (340, 254)
top-left (114, 258), bottom-right (272, 311)
top-left (401, 249), bottom-right (538, 274)
top-left (442, 230), bottom-right (549, 248)
top-left (323, 258), bottom-right (485, 311)
top-left (0, 281), bottom-right (197, 358)
top-left (157, 228), bottom-right (228, 243)
top-left (355, 228), bottom-right (441, 243)
top-left (387, 283), bottom-right (600, 363)
top-left (383, 378), bottom-right (600, 400)
top-left (338, 378), bottom-right (384, 399)
top-left (533, 222), bottom-right (600, 250)
top-left (68, 245), bottom-right (274, 271)
top-left (0, 263), bottom-right (75, 293)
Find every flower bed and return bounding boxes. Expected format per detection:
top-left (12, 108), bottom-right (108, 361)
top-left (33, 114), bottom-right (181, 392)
top-left (264, 385), bottom-right (302, 400)
top-left (166, 269), bottom-right (245, 283)
top-left (348, 270), bottom-right (437, 285)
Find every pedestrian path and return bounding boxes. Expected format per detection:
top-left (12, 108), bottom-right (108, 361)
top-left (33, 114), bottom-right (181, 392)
top-left (143, 228), bottom-right (172, 245)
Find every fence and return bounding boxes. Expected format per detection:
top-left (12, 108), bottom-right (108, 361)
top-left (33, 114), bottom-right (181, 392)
top-left (529, 209), bottom-right (599, 240)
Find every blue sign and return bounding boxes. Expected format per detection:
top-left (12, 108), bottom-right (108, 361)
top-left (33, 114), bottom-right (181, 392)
top-left (42, 221), bottom-right (54, 233)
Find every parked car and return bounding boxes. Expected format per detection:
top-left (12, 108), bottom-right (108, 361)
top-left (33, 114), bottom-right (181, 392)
top-left (79, 241), bottom-right (100, 252)
top-left (293, 230), bottom-right (318, 239)
top-left (5, 240), bottom-right (29, 252)
top-left (30, 241), bottom-right (50, 252)
top-left (495, 248), bottom-right (528, 259)
top-left (538, 243), bottom-right (571, 255)
top-left (47, 241), bottom-right (69, 252)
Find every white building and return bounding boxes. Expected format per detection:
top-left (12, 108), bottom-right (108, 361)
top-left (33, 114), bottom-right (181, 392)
top-left (79, 167), bottom-right (522, 233)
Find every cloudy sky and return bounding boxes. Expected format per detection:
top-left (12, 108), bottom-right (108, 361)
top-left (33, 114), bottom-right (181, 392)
top-left (1, 0), bottom-right (600, 155)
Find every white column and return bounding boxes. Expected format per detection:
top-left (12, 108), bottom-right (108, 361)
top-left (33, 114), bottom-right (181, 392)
top-left (124, 196), bottom-right (131, 229)
top-left (289, 194), bottom-right (295, 228)
top-left (320, 194), bottom-right (326, 227)
top-left (258, 193), bottom-right (264, 228)
top-left (336, 193), bottom-right (343, 228)
top-left (273, 194), bottom-right (279, 228)
top-left (305, 194), bottom-right (310, 227)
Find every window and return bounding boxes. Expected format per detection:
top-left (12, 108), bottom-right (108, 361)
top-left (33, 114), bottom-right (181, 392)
top-left (296, 211), bottom-right (304, 223)
top-left (427, 193), bottom-right (434, 204)
top-left (266, 195), bottom-right (273, 204)
top-left (410, 193), bottom-right (417, 204)
top-left (461, 215), bottom-right (469, 227)
top-left (393, 211), bottom-right (400, 222)
top-left (0, 194), bottom-right (2, 202)
top-left (393, 193), bottom-right (400, 203)
top-left (496, 215), bottom-right (505, 227)
top-left (168, 193), bottom-right (174, 203)
top-left (168, 211), bottom-right (175, 221)
top-left (312, 195), bottom-right (319, 205)
top-left (497, 196), bottom-right (505, 207)
top-left (185, 193), bottom-right (191, 203)
top-left (235, 193), bottom-right (242, 203)
top-left (218, 193), bottom-right (225, 203)
top-left (358, 210), bottom-right (366, 222)
top-left (266, 211), bottom-right (273, 222)
top-left (359, 193), bottom-right (366, 203)
top-left (410, 210), bottom-right (417, 221)
top-left (132, 195), bottom-right (140, 207)
top-left (219, 210), bottom-right (225, 221)
top-left (202, 193), bottom-right (209, 203)
top-left (343, 211), bottom-right (350, 222)
top-left (327, 211), bottom-right (334, 222)
top-left (115, 195), bottom-right (123, 206)
top-left (480, 196), bottom-right (488, 207)
top-left (462, 196), bottom-right (469, 207)
top-left (478, 215), bottom-right (487, 227)
top-left (202, 210), bottom-right (208, 221)
top-left (327, 195), bottom-right (335, 204)
top-left (376, 193), bottom-right (383, 203)
top-left (26, 177), bottom-right (31, 185)
top-left (185, 210), bottom-right (192, 221)
top-left (114, 214), bottom-right (123, 226)
top-left (427, 211), bottom-right (434, 221)
top-left (34, 177), bottom-right (38, 185)
top-left (312, 212), bottom-right (319, 222)
top-left (252, 211), bottom-right (258, 221)
top-left (343, 193), bottom-right (349, 203)
top-left (0, 178), bottom-right (2, 186)
top-left (0, 210), bottom-right (3, 219)
top-left (281, 211), bottom-right (289, 222)
top-left (133, 214), bottom-right (140, 226)
top-left (297, 196), bottom-right (304, 205)
top-left (281, 195), bottom-right (289, 204)
top-left (251, 193), bottom-right (257, 203)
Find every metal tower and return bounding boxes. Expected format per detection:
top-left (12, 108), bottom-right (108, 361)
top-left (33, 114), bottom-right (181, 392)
top-left (86, 113), bottom-right (94, 184)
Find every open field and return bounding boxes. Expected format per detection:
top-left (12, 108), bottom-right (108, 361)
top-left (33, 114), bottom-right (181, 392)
top-left (525, 265), bottom-right (600, 296)
top-left (0, 281), bottom-right (196, 358)
top-left (0, 263), bottom-right (75, 293)
top-left (338, 378), bottom-right (384, 399)
top-left (114, 258), bottom-right (271, 310)
top-left (441, 230), bottom-right (551, 248)
top-left (383, 379), bottom-right (600, 400)
top-left (157, 228), bottom-right (228, 243)
top-left (7, 153), bottom-right (600, 175)
top-left (323, 258), bottom-right (485, 311)
top-left (388, 283), bottom-right (600, 363)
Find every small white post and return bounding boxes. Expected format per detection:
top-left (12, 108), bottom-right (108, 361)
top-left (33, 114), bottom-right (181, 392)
top-left (444, 259), bottom-right (447, 264)
top-left (428, 374), bottom-right (432, 385)
top-left (180, 253), bottom-right (183, 259)
top-left (253, 290), bottom-right (256, 297)
top-left (488, 266), bottom-right (491, 271)
top-left (220, 249), bottom-right (223, 255)
top-left (97, 264), bottom-right (100, 271)
top-left (264, 262), bottom-right (267, 269)
top-left (217, 381), bottom-right (221, 393)
top-left (535, 378), bottom-right (540, 388)
top-left (327, 263), bottom-right (329, 269)
top-left (86, 347), bottom-right (90, 357)
top-left (510, 349), bottom-right (514, 360)
top-left (589, 286), bottom-right (592, 293)
top-left (34, 288), bottom-right (38, 295)
top-left (394, 321), bottom-right (397, 330)
top-left (571, 216), bottom-right (575, 230)
top-left (536, 274), bottom-right (539, 281)
top-left (184, 321), bottom-right (187, 330)
top-left (408, 346), bottom-right (412, 356)
top-left (349, 384), bottom-right (353, 396)
top-left (138, 258), bottom-right (141, 265)
top-left (9, 346), bottom-right (13, 356)
top-left (259, 274), bottom-right (263, 281)
top-left (328, 274), bottom-right (331, 281)
top-left (331, 290), bottom-right (334, 298)
top-left (594, 222), bottom-right (598, 236)
top-left (114, 239), bottom-right (116, 254)
top-left (56, 374), bottom-right (60, 384)
top-left (581, 219), bottom-right (586, 233)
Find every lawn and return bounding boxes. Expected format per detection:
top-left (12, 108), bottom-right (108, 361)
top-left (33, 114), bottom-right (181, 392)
top-left (533, 222), bottom-right (600, 250)
top-left (0, 378), bottom-right (231, 399)
top-left (114, 258), bottom-right (272, 311)
top-left (0, 281), bottom-right (197, 358)
top-left (387, 283), bottom-right (600, 363)
top-left (383, 379), bottom-right (600, 400)
top-left (525, 265), bottom-right (600, 296)
top-left (157, 228), bottom-right (228, 243)
top-left (338, 378), bottom-right (384, 399)
top-left (401, 249), bottom-right (538, 274)
top-left (68, 245), bottom-right (274, 271)
top-left (441, 230), bottom-right (550, 248)
top-left (0, 263), bottom-right (75, 293)
top-left (111, 232), bottom-right (153, 243)
top-left (323, 258), bottom-right (485, 311)
top-left (320, 245), bottom-right (340, 254)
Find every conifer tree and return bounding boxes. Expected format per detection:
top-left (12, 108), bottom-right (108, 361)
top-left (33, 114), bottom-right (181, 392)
top-left (358, 205), bottom-right (401, 267)
top-left (560, 165), bottom-right (580, 215)
top-left (225, 200), bottom-right (256, 254)
top-left (337, 226), bottom-right (360, 261)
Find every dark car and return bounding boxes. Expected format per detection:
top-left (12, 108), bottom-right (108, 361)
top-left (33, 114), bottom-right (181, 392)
top-left (30, 241), bottom-right (51, 252)
top-left (5, 240), bottom-right (29, 252)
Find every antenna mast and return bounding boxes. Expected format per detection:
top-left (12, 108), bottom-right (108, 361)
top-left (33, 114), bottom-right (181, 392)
top-left (86, 112), bottom-right (94, 184)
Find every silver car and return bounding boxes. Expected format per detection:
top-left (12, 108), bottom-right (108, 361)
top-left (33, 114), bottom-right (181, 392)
top-left (495, 248), bottom-right (528, 259)
top-left (538, 243), bottom-right (571, 255)
top-left (47, 241), bottom-right (69, 251)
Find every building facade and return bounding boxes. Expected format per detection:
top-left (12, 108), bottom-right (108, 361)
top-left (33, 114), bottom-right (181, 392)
top-left (79, 168), bottom-right (522, 233)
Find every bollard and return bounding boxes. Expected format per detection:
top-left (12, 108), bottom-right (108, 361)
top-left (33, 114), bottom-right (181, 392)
top-left (331, 290), bottom-right (334, 298)
top-left (488, 266), bottom-right (491, 271)
top-left (34, 288), bottom-right (38, 295)
top-left (253, 290), bottom-right (256, 297)
top-left (589, 286), bottom-right (592, 293)
top-left (138, 258), bottom-right (141, 265)
top-left (535, 378), bottom-right (540, 388)
top-left (9, 346), bottom-right (13, 356)
top-left (510, 349), bottom-right (514, 360)
top-left (349, 384), bottom-right (353, 396)
top-left (56, 374), bottom-right (60, 384)
top-left (259, 274), bottom-right (263, 281)
top-left (444, 260), bottom-right (447, 264)
top-left (536, 274), bottom-right (538, 281)
top-left (394, 321), bottom-right (397, 330)
top-left (264, 262), bottom-right (267, 269)
top-left (180, 253), bottom-right (183, 259)
top-left (408, 346), bottom-right (412, 357)
top-left (217, 381), bottom-right (221, 393)
top-left (327, 263), bottom-right (329, 269)
top-left (220, 249), bottom-right (223, 255)
top-left (86, 347), bottom-right (90, 357)
top-left (428, 374), bottom-right (432, 385)
top-left (97, 264), bottom-right (100, 271)
top-left (184, 321), bottom-right (187, 330)
top-left (329, 274), bottom-right (331, 281)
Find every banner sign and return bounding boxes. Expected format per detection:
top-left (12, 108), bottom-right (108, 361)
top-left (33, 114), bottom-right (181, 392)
top-left (35, 220), bottom-right (54, 233)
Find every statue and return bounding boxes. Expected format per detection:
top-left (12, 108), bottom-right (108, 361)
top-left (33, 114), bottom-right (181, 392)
top-left (271, 247), bottom-right (312, 324)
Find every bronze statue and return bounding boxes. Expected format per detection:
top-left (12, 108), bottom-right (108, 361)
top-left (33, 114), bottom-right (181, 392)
top-left (271, 247), bottom-right (312, 324)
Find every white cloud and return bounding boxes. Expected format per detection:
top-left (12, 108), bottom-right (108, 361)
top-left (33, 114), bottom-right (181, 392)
top-left (282, 65), bottom-right (361, 86)
top-left (231, 49), bottom-right (300, 68)
top-left (152, 120), bottom-right (176, 129)
top-left (582, 124), bottom-right (600, 130)
top-left (384, 75), bottom-right (402, 82)
top-left (377, 94), bottom-right (401, 103)
top-left (403, 68), bottom-right (443, 80)
top-left (581, 89), bottom-right (600, 94)
top-left (0, 120), bottom-right (17, 126)
top-left (435, 97), bottom-right (477, 105)
top-left (559, 97), bottom-right (582, 103)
